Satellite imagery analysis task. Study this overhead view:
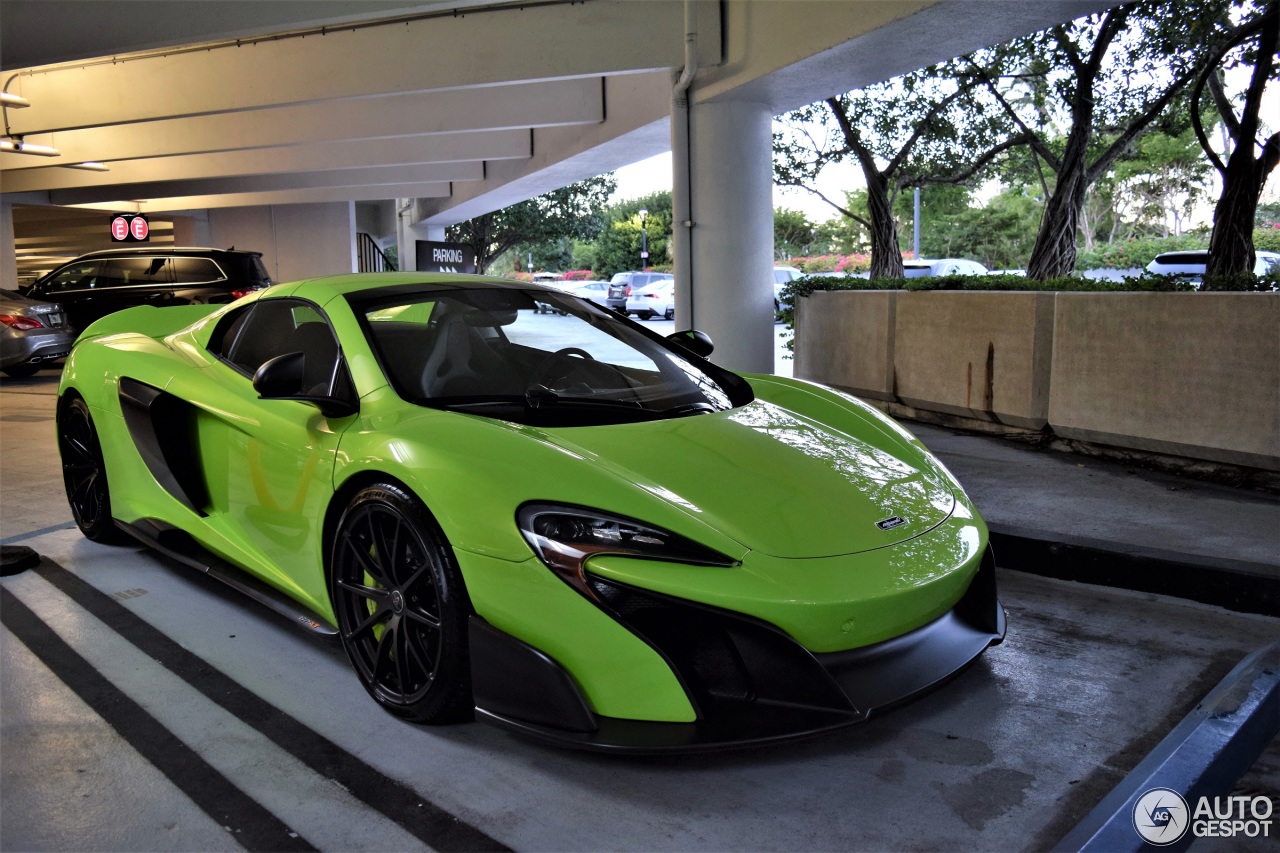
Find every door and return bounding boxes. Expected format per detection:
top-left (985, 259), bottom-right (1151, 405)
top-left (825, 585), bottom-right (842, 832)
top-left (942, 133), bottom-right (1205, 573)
top-left (32, 260), bottom-right (103, 331)
top-left (173, 297), bottom-right (357, 617)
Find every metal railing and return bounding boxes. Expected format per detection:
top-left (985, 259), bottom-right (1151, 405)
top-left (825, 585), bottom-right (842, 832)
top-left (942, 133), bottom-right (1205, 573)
top-left (356, 233), bottom-right (396, 272)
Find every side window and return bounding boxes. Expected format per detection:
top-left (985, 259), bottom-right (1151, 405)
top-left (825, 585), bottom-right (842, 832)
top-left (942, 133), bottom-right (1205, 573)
top-left (221, 299), bottom-right (348, 398)
top-left (171, 257), bottom-right (226, 285)
top-left (100, 257), bottom-right (171, 288)
top-left (40, 261), bottom-right (102, 293)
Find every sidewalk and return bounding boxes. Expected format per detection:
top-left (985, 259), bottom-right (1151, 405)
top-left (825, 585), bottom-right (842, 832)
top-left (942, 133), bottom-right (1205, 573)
top-left (909, 422), bottom-right (1280, 617)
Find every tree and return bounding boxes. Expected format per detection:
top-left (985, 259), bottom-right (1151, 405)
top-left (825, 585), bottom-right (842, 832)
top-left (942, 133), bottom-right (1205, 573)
top-left (774, 208), bottom-right (817, 259)
top-left (1193, 2), bottom-right (1280, 278)
top-left (446, 175), bottom-right (616, 273)
top-left (917, 186), bottom-right (1044, 269)
top-left (971, 0), bottom-right (1234, 278)
top-left (592, 191), bottom-right (673, 278)
top-left (775, 62), bottom-right (1024, 278)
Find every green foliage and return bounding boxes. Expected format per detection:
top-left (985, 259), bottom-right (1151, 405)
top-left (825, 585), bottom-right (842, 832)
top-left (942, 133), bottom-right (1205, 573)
top-left (447, 175), bottom-right (616, 273)
top-left (909, 186), bottom-right (1043, 269)
top-left (592, 191), bottom-right (673, 279)
top-left (1200, 270), bottom-right (1280, 291)
top-left (813, 204), bottom-right (871, 254)
top-left (776, 272), bottom-right (1202, 355)
top-left (1256, 203), bottom-right (1280, 229)
top-left (774, 208), bottom-right (817, 259)
top-left (1251, 227), bottom-right (1280, 252)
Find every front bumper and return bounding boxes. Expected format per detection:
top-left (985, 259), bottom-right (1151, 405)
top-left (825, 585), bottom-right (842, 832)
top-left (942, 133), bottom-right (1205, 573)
top-left (471, 546), bottom-right (1004, 753)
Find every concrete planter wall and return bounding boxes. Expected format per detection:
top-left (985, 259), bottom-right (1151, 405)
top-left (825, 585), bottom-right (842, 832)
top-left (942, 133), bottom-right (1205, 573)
top-left (793, 290), bottom-right (1280, 471)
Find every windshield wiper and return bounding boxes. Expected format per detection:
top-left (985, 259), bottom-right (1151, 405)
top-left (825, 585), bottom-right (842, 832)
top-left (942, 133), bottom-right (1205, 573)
top-left (524, 384), bottom-right (649, 413)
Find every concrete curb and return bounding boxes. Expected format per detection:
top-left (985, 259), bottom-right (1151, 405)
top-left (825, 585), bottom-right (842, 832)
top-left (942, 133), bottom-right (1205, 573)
top-left (1052, 641), bottom-right (1280, 852)
top-left (989, 526), bottom-right (1280, 618)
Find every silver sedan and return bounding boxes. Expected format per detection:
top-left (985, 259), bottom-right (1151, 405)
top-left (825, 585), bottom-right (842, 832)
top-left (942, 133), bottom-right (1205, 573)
top-left (1, 288), bottom-right (76, 377)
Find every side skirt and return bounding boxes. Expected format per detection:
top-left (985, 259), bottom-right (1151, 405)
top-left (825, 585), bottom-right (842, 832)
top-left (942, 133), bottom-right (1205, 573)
top-left (116, 517), bottom-right (337, 637)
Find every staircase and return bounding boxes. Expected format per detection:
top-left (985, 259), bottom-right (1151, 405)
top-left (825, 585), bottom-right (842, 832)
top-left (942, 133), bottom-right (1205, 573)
top-left (356, 233), bottom-right (396, 272)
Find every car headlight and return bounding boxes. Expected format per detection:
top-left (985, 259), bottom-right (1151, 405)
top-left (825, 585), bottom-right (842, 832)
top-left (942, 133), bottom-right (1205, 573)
top-left (517, 503), bottom-right (736, 600)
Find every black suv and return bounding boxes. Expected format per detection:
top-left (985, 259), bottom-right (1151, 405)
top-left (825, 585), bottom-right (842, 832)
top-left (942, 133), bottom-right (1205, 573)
top-left (605, 271), bottom-right (673, 313)
top-left (24, 247), bottom-right (272, 330)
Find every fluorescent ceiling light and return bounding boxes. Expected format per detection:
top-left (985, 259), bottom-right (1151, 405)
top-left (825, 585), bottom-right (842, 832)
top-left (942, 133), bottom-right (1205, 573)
top-left (64, 161), bottom-right (109, 172)
top-left (0, 138), bottom-right (60, 157)
top-left (0, 93), bottom-right (30, 109)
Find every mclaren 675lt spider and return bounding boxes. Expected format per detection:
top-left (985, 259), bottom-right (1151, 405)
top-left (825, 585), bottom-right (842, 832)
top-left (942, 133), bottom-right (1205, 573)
top-left (57, 273), bottom-right (1004, 752)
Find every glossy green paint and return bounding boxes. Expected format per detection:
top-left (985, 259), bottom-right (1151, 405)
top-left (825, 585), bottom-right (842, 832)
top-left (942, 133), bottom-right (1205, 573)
top-left (59, 273), bottom-right (990, 725)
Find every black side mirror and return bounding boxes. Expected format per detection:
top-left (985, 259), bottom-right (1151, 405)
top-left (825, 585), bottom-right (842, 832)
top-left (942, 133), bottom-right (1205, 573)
top-left (665, 329), bottom-right (714, 358)
top-left (253, 351), bottom-right (356, 418)
top-left (253, 351), bottom-right (306, 397)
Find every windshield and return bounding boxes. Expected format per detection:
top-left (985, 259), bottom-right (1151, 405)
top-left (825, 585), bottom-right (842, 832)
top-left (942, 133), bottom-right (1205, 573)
top-left (352, 285), bottom-right (752, 427)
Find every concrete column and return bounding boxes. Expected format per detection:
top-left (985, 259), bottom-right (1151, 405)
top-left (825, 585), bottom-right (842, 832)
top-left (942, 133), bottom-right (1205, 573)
top-left (0, 200), bottom-right (16, 290)
top-left (682, 98), bottom-right (774, 374)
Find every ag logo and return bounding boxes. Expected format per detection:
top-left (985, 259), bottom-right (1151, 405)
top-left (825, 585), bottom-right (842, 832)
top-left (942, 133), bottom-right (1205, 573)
top-left (1133, 788), bottom-right (1189, 846)
top-left (876, 515), bottom-right (907, 531)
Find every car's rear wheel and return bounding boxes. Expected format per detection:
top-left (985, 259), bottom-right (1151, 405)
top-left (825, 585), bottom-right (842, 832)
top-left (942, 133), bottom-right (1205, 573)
top-left (639, 310), bottom-right (654, 320)
top-left (330, 483), bottom-right (472, 723)
top-left (664, 308), bottom-right (674, 320)
top-left (58, 396), bottom-right (124, 543)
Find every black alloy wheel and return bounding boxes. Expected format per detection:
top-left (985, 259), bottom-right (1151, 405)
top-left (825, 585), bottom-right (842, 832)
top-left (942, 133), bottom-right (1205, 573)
top-left (58, 396), bottom-right (124, 543)
top-left (330, 483), bottom-right (472, 723)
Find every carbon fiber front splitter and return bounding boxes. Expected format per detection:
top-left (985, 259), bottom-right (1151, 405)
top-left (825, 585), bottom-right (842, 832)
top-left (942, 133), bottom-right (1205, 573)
top-left (471, 547), bottom-right (1005, 753)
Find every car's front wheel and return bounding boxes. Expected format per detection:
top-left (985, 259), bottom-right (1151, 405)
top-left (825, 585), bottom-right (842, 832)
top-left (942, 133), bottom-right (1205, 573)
top-left (330, 483), bottom-right (472, 723)
top-left (58, 395), bottom-right (124, 543)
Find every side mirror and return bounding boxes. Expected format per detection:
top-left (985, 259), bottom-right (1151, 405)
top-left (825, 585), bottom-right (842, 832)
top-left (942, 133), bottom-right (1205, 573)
top-left (253, 351), bottom-right (357, 419)
top-left (253, 351), bottom-right (306, 398)
top-left (665, 329), bottom-right (714, 358)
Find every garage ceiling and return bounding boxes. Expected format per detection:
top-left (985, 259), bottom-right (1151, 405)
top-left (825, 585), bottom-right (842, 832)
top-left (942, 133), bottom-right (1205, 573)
top-left (2, 0), bottom-right (1112, 281)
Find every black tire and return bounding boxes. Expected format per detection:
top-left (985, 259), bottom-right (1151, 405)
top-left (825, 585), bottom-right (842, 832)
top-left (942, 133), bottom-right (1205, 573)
top-left (58, 396), bottom-right (125, 543)
top-left (330, 483), bottom-right (472, 723)
top-left (2, 364), bottom-right (39, 378)
top-left (664, 308), bottom-right (674, 320)
top-left (639, 310), bottom-right (654, 321)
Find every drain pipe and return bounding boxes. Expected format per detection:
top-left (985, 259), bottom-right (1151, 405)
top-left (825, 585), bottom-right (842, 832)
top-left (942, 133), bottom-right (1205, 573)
top-left (671, 0), bottom-right (697, 328)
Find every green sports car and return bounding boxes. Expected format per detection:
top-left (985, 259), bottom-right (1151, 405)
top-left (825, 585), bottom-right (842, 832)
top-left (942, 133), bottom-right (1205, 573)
top-left (57, 273), bottom-right (1004, 752)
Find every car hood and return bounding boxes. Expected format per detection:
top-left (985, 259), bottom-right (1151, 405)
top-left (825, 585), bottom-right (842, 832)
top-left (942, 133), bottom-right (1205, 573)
top-left (535, 398), bottom-right (956, 559)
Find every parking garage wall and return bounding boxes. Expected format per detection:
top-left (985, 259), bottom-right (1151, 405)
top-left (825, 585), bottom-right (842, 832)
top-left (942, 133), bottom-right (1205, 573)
top-left (208, 202), bottom-right (357, 284)
top-left (794, 290), bottom-right (1280, 471)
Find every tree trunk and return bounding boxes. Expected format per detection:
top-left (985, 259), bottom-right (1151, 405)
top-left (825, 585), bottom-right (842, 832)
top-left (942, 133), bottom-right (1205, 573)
top-left (1026, 130), bottom-right (1090, 280)
top-left (1205, 6), bottom-right (1279, 279)
top-left (1205, 151), bottom-right (1263, 277)
top-left (865, 172), bottom-right (905, 278)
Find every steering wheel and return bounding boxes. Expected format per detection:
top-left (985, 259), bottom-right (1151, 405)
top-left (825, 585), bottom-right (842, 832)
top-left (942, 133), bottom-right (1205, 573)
top-left (530, 347), bottom-right (594, 389)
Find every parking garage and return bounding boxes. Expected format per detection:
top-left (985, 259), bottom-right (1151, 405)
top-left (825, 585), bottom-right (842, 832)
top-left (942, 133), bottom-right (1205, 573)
top-left (2, 1), bottom-right (1278, 850)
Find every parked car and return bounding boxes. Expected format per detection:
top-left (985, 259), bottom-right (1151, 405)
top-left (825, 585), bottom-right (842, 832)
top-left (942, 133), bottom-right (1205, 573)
top-left (57, 271), bottom-right (1004, 751)
top-left (605, 271), bottom-right (673, 313)
top-left (773, 265), bottom-right (803, 311)
top-left (561, 280), bottom-right (610, 300)
top-left (24, 247), bottom-right (272, 330)
top-left (0, 288), bottom-right (76, 377)
top-left (534, 279), bottom-right (610, 313)
top-left (626, 280), bottom-right (675, 320)
top-left (1145, 250), bottom-right (1280, 286)
top-left (901, 258), bottom-right (989, 278)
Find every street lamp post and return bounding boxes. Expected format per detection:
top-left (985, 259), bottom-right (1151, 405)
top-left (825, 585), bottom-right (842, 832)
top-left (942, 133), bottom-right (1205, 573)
top-left (638, 208), bottom-right (649, 271)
